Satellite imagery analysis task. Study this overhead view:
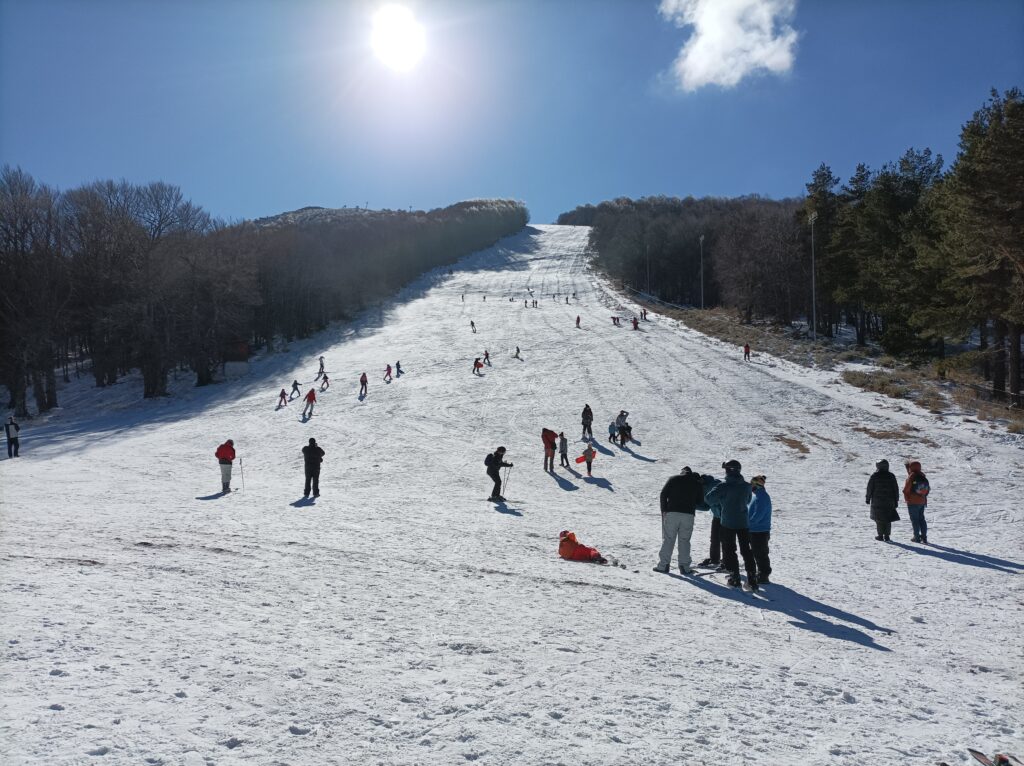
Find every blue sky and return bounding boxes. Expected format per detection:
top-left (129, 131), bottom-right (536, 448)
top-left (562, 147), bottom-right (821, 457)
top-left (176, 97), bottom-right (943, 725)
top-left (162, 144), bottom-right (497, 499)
top-left (1, 0), bottom-right (1021, 223)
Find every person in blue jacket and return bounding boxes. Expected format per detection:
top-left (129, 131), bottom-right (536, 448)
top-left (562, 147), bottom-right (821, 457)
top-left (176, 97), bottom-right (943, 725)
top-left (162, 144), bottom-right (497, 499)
top-left (697, 474), bottom-right (724, 569)
top-left (704, 460), bottom-right (756, 589)
top-left (747, 475), bottom-right (772, 584)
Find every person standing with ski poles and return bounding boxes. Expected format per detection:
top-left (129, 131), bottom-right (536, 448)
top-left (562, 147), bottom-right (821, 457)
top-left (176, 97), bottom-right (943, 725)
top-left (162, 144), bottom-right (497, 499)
top-left (215, 439), bottom-right (236, 493)
top-left (485, 446), bottom-right (512, 501)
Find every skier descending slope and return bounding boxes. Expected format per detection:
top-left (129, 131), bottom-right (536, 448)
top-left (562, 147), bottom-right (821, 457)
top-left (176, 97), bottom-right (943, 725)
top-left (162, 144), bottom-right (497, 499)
top-left (302, 437), bottom-right (325, 499)
top-left (705, 460), bottom-right (757, 590)
top-left (215, 439), bottom-right (236, 493)
top-left (485, 446), bottom-right (512, 501)
top-left (302, 388), bottom-right (317, 419)
top-left (277, 389), bottom-right (288, 408)
top-left (359, 372), bottom-right (368, 397)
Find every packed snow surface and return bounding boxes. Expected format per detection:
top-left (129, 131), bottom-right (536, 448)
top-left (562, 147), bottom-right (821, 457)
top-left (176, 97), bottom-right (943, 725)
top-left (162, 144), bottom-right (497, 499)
top-left (2, 225), bottom-right (1022, 765)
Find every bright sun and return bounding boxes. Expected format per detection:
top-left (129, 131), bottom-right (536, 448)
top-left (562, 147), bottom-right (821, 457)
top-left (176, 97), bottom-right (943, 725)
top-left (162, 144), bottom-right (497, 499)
top-left (371, 5), bottom-right (426, 72)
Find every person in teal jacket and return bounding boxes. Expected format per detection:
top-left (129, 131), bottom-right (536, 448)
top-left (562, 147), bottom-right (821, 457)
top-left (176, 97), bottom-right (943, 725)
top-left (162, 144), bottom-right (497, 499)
top-left (697, 474), bottom-right (723, 568)
top-left (705, 460), bottom-right (756, 589)
top-left (747, 475), bottom-right (772, 583)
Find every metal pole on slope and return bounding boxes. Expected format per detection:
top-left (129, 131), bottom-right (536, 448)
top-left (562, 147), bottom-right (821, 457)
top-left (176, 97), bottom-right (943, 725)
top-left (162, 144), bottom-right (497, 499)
top-left (699, 234), bottom-right (705, 309)
top-left (239, 458), bottom-right (245, 492)
top-left (503, 465), bottom-right (513, 499)
top-left (808, 211), bottom-right (818, 342)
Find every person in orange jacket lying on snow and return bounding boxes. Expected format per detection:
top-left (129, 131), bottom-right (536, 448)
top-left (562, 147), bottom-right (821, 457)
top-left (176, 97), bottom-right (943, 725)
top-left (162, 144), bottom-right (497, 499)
top-left (558, 530), bottom-right (607, 564)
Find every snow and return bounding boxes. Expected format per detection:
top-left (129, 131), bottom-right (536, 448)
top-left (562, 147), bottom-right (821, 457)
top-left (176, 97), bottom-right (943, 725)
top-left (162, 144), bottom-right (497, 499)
top-left (2, 224), bottom-right (1022, 765)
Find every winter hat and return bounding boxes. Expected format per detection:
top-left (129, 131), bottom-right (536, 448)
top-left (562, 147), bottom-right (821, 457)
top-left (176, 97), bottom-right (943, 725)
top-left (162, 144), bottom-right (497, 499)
top-left (722, 459), bottom-right (741, 474)
top-left (559, 530), bottom-right (572, 540)
top-left (309, 438), bottom-right (317, 445)
top-left (681, 466), bottom-right (692, 474)
top-left (227, 439), bottom-right (234, 446)
top-left (496, 446), bottom-right (506, 453)
top-left (751, 475), bottom-right (766, 487)
top-left (876, 459), bottom-right (889, 471)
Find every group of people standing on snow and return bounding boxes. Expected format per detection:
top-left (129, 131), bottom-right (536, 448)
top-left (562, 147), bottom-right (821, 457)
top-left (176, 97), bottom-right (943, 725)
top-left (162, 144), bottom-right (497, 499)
top-left (866, 459), bottom-right (931, 542)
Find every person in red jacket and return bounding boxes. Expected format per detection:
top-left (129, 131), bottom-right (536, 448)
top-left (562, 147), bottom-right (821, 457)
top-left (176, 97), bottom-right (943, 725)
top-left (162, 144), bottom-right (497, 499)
top-left (277, 388), bottom-right (288, 408)
top-left (215, 439), bottom-right (235, 493)
top-left (302, 388), bottom-right (317, 418)
top-left (631, 316), bottom-right (639, 330)
top-left (473, 358), bottom-right (484, 376)
top-left (541, 427), bottom-right (558, 471)
top-left (359, 372), bottom-right (368, 397)
top-left (743, 343), bottom-right (751, 361)
top-left (384, 364), bottom-right (392, 382)
top-left (558, 530), bottom-right (607, 564)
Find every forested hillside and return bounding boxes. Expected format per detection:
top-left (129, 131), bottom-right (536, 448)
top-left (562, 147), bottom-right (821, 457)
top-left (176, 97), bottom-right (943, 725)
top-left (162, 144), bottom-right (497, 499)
top-left (0, 175), bottom-right (528, 415)
top-left (559, 88), bottom-right (1023, 405)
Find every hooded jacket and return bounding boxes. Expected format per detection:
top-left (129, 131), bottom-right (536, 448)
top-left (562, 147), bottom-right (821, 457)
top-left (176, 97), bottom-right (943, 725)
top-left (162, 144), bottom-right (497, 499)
top-left (902, 461), bottom-right (930, 506)
top-left (705, 473), bottom-right (752, 530)
top-left (215, 442), bottom-right (235, 463)
top-left (866, 460), bottom-right (900, 521)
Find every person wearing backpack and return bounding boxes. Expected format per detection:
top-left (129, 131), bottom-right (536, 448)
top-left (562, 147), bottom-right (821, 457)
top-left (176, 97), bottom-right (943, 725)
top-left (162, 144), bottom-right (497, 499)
top-left (485, 447), bottom-right (512, 501)
top-left (866, 459), bottom-right (900, 541)
top-left (903, 460), bottom-right (931, 543)
top-left (541, 428), bottom-right (558, 471)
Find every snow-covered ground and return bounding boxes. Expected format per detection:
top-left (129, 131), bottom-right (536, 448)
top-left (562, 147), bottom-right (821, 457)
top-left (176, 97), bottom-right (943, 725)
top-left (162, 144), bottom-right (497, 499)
top-left (2, 225), bottom-right (1022, 766)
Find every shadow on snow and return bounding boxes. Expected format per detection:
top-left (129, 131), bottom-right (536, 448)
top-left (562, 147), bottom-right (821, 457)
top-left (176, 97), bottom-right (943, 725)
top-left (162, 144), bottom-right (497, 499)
top-left (890, 541), bottom-right (1023, 574)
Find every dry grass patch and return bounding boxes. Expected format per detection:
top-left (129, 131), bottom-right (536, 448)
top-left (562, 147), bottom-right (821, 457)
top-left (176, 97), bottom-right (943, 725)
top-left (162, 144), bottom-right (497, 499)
top-left (775, 435), bottom-right (810, 454)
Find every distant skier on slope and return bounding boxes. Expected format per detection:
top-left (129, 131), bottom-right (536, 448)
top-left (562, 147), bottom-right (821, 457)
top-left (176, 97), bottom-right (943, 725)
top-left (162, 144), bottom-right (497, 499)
top-left (581, 404), bottom-right (594, 440)
top-left (320, 374), bottom-right (330, 392)
top-left (215, 439), bottom-right (236, 493)
top-left (483, 350), bottom-right (491, 366)
top-left (359, 372), bottom-right (368, 397)
top-left (558, 530), bottom-right (607, 564)
top-left (542, 428), bottom-right (558, 472)
top-left (301, 437), bottom-right (325, 498)
top-left (743, 343), bottom-right (751, 361)
top-left (395, 361), bottom-right (403, 377)
top-left (866, 459), bottom-right (900, 542)
top-left (473, 358), bottom-right (484, 376)
top-left (513, 346), bottom-right (521, 359)
top-left (316, 355), bottom-right (325, 380)
top-left (384, 364), bottom-right (392, 382)
top-left (290, 380), bottom-right (301, 399)
top-left (302, 388), bottom-right (317, 418)
top-left (485, 446), bottom-right (512, 501)
top-left (5, 415), bottom-right (20, 458)
top-left (278, 388), bottom-right (288, 408)
top-left (470, 320), bottom-right (476, 333)
top-left (576, 315), bottom-right (580, 328)
top-left (632, 317), bottom-right (639, 330)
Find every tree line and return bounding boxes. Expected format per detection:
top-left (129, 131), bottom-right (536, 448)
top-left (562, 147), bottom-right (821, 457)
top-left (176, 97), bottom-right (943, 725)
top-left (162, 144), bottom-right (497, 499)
top-left (558, 88), bottom-right (1023, 405)
top-left (0, 169), bottom-right (528, 415)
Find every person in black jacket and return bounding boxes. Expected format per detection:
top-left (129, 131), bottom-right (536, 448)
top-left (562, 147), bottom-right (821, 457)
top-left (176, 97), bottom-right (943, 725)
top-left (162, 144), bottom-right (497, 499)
top-left (581, 404), bottom-right (594, 440)
top-left (486, 446), bottom-right (512, 501)
top-left (653, 466), bottom-right (705, 574)
top-left (302, 438), bottom-right (325, 498)
top-left (866, 459), bottom-right (900, 541)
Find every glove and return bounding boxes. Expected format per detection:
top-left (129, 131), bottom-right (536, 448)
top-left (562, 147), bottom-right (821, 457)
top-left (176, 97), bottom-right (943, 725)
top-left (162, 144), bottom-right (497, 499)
top-left (508, 463), bottom-right (514, 467)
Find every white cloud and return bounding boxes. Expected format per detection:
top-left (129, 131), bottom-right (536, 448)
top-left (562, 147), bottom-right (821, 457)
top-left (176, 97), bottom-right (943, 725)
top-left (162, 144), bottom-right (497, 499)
top-left (659, 0), bottom-right (799, 92)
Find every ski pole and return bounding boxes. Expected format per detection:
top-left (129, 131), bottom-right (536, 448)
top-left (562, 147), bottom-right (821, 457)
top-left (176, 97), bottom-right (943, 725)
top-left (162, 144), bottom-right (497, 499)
top-left (239, 457), bottom-right (245, 491)
top-left (503, 465), bottom-right (513, 498)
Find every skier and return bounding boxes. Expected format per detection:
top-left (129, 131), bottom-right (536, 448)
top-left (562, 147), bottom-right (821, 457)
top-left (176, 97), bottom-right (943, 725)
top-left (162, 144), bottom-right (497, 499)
top-left (705, 460), bottom-right (757, 589)
top-left (302, 388), bottom-right (316, 418)
top-left (483, 350), bottom-right (490, 366)
top-left (581, 404), bottom-right (594, 440)
top-left (541, 427), bottom-right (558, 471)
top-left (302, 437), bottom-right (325, 498)
top-left (558, 432), bottom-right (569, 468)
top-left (513, 346), bottom-right (521, 359)
top-left (581, 443), bottom-right (596, 476)
top-left (5, 415), bottom-right (20, 458)
top-left (215, 439), bottom-right (235, 493)
top-left (395, 361), bottom-right (403, 377)
top-left (277, 388), bottom-right (288, 408)
top-left (320, 373), bottom-right (330, 392)
top-left (472, 357), bottom-right (484, 376)
top-left (558, 530), bottom-right (607, 564)
top-left (697, 473), bottom-right (724, 568)
top-left (631, 317), bottom-right (639, 330)
top-left (566, 296), bottom-right (569, 304)
top-left (290, 380), bottom-right (301, 399)
top-left (359, 372), bottom-right (368, 397)
top-left (575, 315), bottom-right (580, 328)
top-left (384, 364), bottom-right (392, 382)
top-left (747, 475), bottom-right (773, 583)
top-left (524, 299), bottom-right (528, 308)
top-left (608, 420), bottom-right (618, 444)
top-left (470, 320), bottom-right (476, 333)
top-left (866, 459), bottom-right (900, 541)
top-left (316, 355), bottom-right (325, 380)
top-left (615, 410), bottom-right (632, 445)
top-left (653, 466), bottom-right (704, 574)
top-left (903, 460), bottom-right (931, 543)
top-left (462, 294), bottom-right (464, 302)
top-left (485, 446), bottom-right (512, 501)
top-left (743, 343), bottom-right (751, 361)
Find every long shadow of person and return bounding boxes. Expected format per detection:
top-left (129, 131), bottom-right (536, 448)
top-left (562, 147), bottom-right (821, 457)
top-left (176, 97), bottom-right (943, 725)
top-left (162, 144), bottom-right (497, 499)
top-left (682, 576), bottom-right (895, 651)
top-left (290, 497), bottom-right (316, 508)
top-left (590, 439), bottom-right (615, 457)
top-left (493, 500), bottom-right (523, 517)
top-left (548, 471), bottom-right (578, 491)
top-left (583, 476), bottom-right (614, 491)
top-left (889, 542), bottom-right (1022, 574)
top-left (195, 493), bottom-right (227, 501)
top-left (620, 444), bottom-right (657, 463)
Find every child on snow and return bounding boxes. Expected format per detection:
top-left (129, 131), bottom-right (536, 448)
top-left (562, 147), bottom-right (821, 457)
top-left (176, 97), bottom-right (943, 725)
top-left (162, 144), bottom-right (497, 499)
top-left (747, 475), bottom-right (772, 583)
top-left (558, 432), bottom-right (569, 467)
top-left (320, 374), bottom-right (330, 392)
top-left (384, 364), bottom-right (392, 382)
top-left (582, 444), bottom-right (596, 476)
top-left (558, 531), bottom-right (607, 564)
top-left (608, 421), bottom-right (618, 444)
top-left (278, 389), bottom-right (288, 407)
top-left (359, 372), bottom-right (368, 397)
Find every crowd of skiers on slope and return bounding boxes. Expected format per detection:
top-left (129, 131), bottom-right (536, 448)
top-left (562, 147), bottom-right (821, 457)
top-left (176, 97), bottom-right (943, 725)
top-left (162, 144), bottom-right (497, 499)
top-left (274, 356), bottom-right (404, 418)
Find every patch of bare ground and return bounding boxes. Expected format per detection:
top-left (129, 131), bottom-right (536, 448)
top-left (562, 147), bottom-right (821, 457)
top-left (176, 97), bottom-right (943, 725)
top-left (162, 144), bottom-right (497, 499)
top-left (775, 435), bottom-right (810, 454)
top-left (852, 424), bottom-right (939, 448)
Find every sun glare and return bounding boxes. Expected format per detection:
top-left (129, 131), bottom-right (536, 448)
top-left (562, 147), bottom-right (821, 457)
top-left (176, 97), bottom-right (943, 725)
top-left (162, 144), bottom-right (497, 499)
top-left (371, 5), bottom-right (426, 72)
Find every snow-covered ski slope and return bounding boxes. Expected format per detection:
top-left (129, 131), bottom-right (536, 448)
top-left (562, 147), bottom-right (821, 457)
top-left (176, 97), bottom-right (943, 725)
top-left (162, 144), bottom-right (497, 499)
top-left (2, 225), bottom-right (1022, 766)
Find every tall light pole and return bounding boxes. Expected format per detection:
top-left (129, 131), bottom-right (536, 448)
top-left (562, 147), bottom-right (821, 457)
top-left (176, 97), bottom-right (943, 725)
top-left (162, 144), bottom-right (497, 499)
top-left (808, 211), bottom-right (818, 341)
top-left (646, 242), bottom-right (651, 295)
top-left (699, 234), bottom-right (705, 309)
